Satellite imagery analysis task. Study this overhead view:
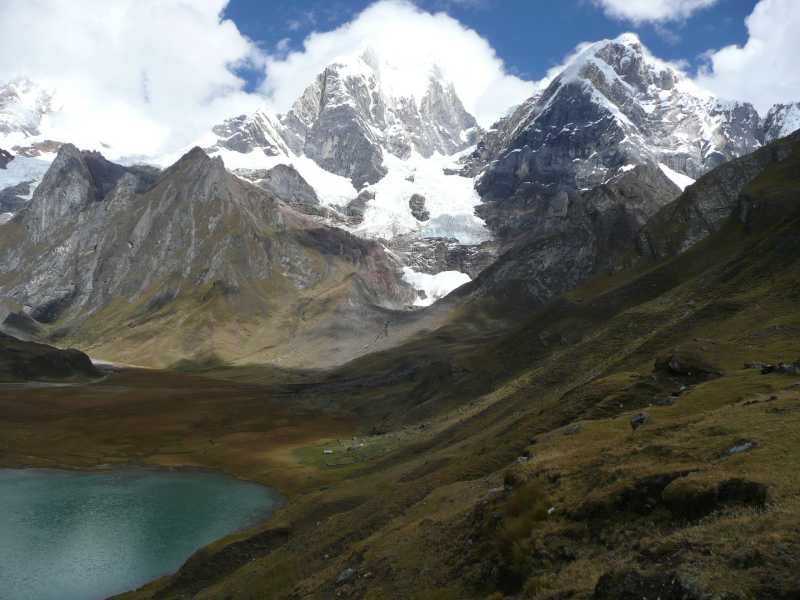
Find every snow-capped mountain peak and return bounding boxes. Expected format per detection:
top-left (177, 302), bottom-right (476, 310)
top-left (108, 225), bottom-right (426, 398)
top-left (200, 48), bottom-right (490, 303)
top-left (280, 48), bottom-right (479, 174)
top-left (474, 33), bottom-right (768, 200)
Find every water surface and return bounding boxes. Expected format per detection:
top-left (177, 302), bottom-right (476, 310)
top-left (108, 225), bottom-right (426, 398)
top-left (0, 468), bottom-right (281, 600)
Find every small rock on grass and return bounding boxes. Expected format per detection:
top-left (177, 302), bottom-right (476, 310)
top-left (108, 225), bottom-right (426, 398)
top-left (630, 412), bottom-right (650, 430)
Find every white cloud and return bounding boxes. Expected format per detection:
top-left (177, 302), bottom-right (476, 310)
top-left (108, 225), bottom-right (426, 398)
top-left (0, 0), bottom-right (265, 158)
top-left (260, 0), bottom-right (534, 127)
top-left (594, 0), bottom-right (718, 24)
top-left (695, 0), bottom-right (800, 113)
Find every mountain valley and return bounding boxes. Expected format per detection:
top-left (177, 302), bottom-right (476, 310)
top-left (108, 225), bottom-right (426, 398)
top-left (2, 24), bottom-right (800, 600)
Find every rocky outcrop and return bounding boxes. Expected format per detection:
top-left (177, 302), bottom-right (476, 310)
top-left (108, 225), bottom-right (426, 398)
top-left (11, 139), bottom-right (63, 158)
top-left (21, 144), bottom-right (155, 243)
top-left (0, 148), bottom-right (11, 169)
top-left (340, 189), bottom-right (374, 226)
top-left (592, 570), bottom-right (702, 600)
top-left (408, 194), bottom-right (429, 222)
top-left (387, 235), bottom-right (497, 279)
top-left (23, 143), bottom-right (96, 241)
top-left (0, 331), bottom-right (100, 382)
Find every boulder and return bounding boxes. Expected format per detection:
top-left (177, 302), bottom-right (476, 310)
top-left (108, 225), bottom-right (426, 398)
top-left (722, 439), bottom-right (757, 457)
top-left (342, 189), bottom-right (374, 225)
top-left (630, 412), bottom-right (650, 430)
top-left (336, 567), bottom-right (356, 585)
top-left (409, 193), bottom-right (430, 221)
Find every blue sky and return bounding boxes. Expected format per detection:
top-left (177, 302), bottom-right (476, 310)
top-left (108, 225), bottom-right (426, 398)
top-left (224, 0), bottom-right (757, 92)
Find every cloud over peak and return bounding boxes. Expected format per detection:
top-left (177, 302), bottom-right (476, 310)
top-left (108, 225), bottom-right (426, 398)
top-left (593, 0), bottom-right (719, 24)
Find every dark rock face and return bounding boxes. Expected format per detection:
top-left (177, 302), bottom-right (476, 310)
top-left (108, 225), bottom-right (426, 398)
top-left (762, 361), bottom-right (800, 376)
top-left (0, 147), bottom-right (12, 169)
top-left (408, 194), bottom-right (430, 222)
top-left (466, 165), bottom-right (680, 306)
top-left (476, 82), bottom-right (629, 201)
top-left (630, 412), bottom-right (649, 430)
top-left (340, 189), bottom-right (374, 226)
top-left (654, 350), bottom-right (722, 381)
top-left (0, 331), bottom-right (100, 382)
top-left (82, 150), bottom-right (136, 201)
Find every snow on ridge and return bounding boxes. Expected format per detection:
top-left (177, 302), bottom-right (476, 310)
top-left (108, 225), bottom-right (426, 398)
top-left (215, 146), bottom-right (358, 207)
top-left (402, 267), bottom-right (471, 307)
top-left (659, 162), bottom-right (695, 191)
top-left (357, 152), bottom-right (490, 244)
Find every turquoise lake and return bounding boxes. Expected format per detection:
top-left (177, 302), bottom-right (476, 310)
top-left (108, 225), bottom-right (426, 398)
top-left (0, 468), bottom-right (281, 600)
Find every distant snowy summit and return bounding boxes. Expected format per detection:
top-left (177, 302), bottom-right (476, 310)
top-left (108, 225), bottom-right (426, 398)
top-left (470, 33), bottom-right (799, 201)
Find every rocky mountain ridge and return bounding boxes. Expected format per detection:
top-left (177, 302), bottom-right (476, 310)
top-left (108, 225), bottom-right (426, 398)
top-left (0, 144), bottom-right (417, 367)
top-left (469, 34), bottom-right (799, 207)
top-left (210, 50), bottom-right (480, 189)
